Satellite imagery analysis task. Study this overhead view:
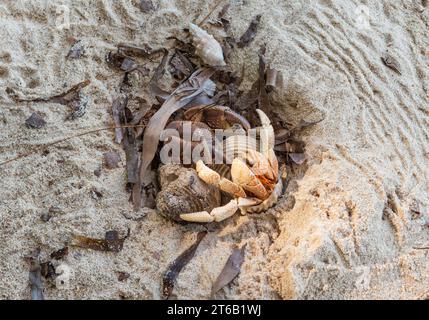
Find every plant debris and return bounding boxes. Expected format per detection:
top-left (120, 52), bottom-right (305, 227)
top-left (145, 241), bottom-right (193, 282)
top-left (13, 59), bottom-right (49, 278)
top-left (139, 0), bottom-right (156, 13)
top-left (72, 229), bottom-right (130, 253)
top-left (104, 151), bottom-right (121, 169)
top-left (50, 247), bottom-right (69, 260)
top-left (117, 272), bottom-right (130, 282)
top-left (106, 52), bottom-right (138, 72)
top-left (25, 112), bottom-right (46, 129)
top-left (211, 244), bottom-right (246, 297)
top-left (238, 15), bottom-right (262, 48)
top-left (40, 261), bottom-right (56, 279)
top-left (381, 51), bottom-right (402, 75)
top-left (162, 231), bottom-right (207, 299)
top-left (67, 40), bottom-right (85, 59)
top-left (111, 97), bottom-right (128, 144)
top-left (25, 250), bottom-right (44, 300)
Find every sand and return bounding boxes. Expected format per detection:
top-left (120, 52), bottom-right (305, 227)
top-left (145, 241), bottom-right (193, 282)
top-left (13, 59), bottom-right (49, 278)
top-left (0, 0), bottom-right (428, 300)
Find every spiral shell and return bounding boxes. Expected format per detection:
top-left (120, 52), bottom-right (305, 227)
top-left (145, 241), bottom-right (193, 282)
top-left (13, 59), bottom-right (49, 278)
top-left (156, 164), bottom-right (221, 222)
top-left (189, 23), bottom-right (226, 67)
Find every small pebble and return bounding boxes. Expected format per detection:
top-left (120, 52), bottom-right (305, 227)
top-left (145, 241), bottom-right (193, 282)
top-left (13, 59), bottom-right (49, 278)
top-left (94, 167), bottom-right (102, 177)
top-left (26, 113), bottom-right (46, 129)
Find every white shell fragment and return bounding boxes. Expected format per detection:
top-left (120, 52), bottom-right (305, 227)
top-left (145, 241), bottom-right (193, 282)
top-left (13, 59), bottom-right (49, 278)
top-left (180, 211), bottom-right (215, 223)
top-left (189, 23), bottom-right (226, 67)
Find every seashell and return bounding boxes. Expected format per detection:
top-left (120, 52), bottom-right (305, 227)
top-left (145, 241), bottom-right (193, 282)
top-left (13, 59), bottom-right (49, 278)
top-left (156, 164), bottom-right (221, 222)
top-left (189, 23), bottom-right (226, 67)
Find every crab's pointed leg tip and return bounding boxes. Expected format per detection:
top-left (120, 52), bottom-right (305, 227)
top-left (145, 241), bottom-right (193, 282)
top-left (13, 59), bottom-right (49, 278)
top-left (256, 109), bottom-right (271, 126)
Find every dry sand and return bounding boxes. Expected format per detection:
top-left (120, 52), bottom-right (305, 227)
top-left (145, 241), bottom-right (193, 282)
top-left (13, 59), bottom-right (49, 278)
top-left (0, 0), bottom-right (428, 300)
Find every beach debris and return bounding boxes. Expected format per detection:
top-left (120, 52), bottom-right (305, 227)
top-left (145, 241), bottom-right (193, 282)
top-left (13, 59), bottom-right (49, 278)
top-left (381, 51), bottom-right (402, 75)
top-left (117, 43), bottom-right (164, 58)
top-left (111, 97), bottom-right (128, 144)
top-left (238, 15), bottom-right (262, 48)
top-left (169, 51), bottom-right (194, 81)
top-left (211, 244), bottom-right (246, 297)
top-left (139, 0), bottom-right (156, 13)
top-left (25, 112), bottom-right (46, 129)
top-left (90, 187), bottom-right (103, 200)
top-left (103, 151), bottom-right (121, 169)
top-left (71, 229), bottom-right (130, 253)
top-left (65, 93), bottom-right (89, 120)
top-left (117, 272), bottom-right (130, 282)
top-left (149, 49), bottom-right (171, 100)
top-left (50, 247), bottom-right (69, 260)
top-left (40, 261), bottom-right (56, 279)
top-left (189, 23), bottom-right (226, 67)
top-left (25, 249), bottom-right (44, 300)
top-left (106, 52), bottom-right (138, 72)
top-left (162, 231), bottom-right (207, 299)
top-left (133, 68), bottom-right (215, 210)
top-left (66, 40), bottom-right (85, 59)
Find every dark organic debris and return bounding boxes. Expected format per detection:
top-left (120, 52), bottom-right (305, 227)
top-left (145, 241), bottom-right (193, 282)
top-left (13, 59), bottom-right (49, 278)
top-left (50, 247), bottom-right (69, 260)
top-left (211, 244), bottom-right (246, 297)
top-left (67, 40), bottom-right (85, 59)
top-left (25, 250), bottom-right (44, 300)
top-left (106, 52), bottom-right (138, 72)
top-left (289, 152), bottom-right (307, 165)
top-left (381, 51), bottom-right (402, 75)
top-left (238, 15), bottom-right (262, 48)
top-left (104, 151), bottom-right (121, 169)
top-left (169, 51), bottom-right (194, 81)
top-left (118, 272), bottom-right (130, 282)
top-left (111, 97), bottom-right (128, 144)
top-left (40, 261), bottom-right (56, 279)
top-left (118, 43), bottom-right (164, 58)
top-left (25, 112), bottom-right (46, 129)
top-left (72, 229), bottom-right (130, 253)
top-left (139, 0), bottom-right (156, 13)
top-left (90, 188), bottom-right (103, 200)
top-left (162, 231), bottom-right (207, 299)
top-left (149, 49), bottom-right (171, 100)
top-left (66, 93), bottom-right (89, 120)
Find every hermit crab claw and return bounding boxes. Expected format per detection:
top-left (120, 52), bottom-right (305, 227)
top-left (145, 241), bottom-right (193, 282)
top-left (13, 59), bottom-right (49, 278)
top-left (256, 109), bottom-right (275, 158)
top-left (231, 158), bottom-right (269, 200)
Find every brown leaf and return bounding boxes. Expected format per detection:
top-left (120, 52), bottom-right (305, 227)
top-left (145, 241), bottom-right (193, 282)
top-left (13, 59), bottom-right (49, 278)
top-left (50, 247), bottom-right (69, 260)
top-left (118, 272), bottom-right (130, 282)
top-left (106, 52), bottom-right (138, 72)
top-left (133, 68), bottom-right (215, 210)
top-left (111, 97), bottom-right (128, 144)
top-left (289, 152), bottom-right (307, 165)
top-left (169, 51), bottom-right (195, 81)
top-left (211, 244), bottom-right (246, 297)
top-left (238, 15), bottom-right (262, 48)
top-left (381, 51), bottom-right (402, 75)
top-left (117, 43), bottom-right (164, 58)
top-left (72, 229), bottom-right (130, 253)
top-left (162, 231), bottom-right (207, 299)
top-left (25, 113), bottom-right (46, 129)
top-left (149, 49), bottom-right (171, 100)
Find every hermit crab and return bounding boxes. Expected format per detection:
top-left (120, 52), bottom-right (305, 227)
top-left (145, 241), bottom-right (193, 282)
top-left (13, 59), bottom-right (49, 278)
top-left (156, 106), bottom-right (283, 223)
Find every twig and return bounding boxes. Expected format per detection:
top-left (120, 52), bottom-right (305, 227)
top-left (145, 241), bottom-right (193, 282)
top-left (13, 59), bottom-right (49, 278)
top-left (197, 0), bottom-right (224, 27)
top-left (0, 124), bottom-right (146, 167)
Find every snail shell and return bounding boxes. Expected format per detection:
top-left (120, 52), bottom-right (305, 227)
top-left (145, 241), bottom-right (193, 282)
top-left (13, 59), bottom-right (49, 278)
top-left (156, 164), bottom-right (221, 222)
top-left (189, 23), bottom-right (226, 67)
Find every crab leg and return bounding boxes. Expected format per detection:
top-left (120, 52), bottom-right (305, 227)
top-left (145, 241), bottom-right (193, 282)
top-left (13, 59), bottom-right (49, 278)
top-left (256, 109), bottom-right (275, 158)
top-left (180, 199), bottom-right (239, 223)
top-left (231, 158), bottom-right (269, 200)
top-left (196, 160), bottom-right (246, 198)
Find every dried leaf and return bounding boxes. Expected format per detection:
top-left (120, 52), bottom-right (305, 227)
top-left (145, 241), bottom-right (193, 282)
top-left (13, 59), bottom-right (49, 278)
top-left (111, 97), bottom-right (128, 144)
top-left (139, 0), bottom-right (156, 13)
top-left (289, 152), bottom-right (307, 165)
top-left (238, 15), bottom-right (262, 48)
top-left (106, 52), bottom-right (138, 72)
top-left (381, 51), bottom-right (402, 75)
top-left (162, 231), bottom-right (207, 299)
top-left (133, 68), bottom-right (214, 210)
top-left (104, 151), bottom-right (121, 169)
top-left (149, 49), bottom-right (171, 100)
top-left (169, 51), bottom-right (194, 81)
top-left (25, 113), bottom-right (46, 129)
top-left (40, 261), bottom-right (56, 279)
top-left (211, 244), bottom-right (246, 297)
top-left (118, 272), bottom-right (130, 282)
top-left (50, 247), bottom-right (69, 260)
top-left (66, 40), bottom-right (85, 59)
top-left (72, 229), bottom-right (130, 253)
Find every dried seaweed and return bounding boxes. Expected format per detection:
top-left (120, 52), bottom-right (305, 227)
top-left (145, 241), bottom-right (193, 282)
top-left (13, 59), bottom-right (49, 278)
top-left (211, 244), bottom-right (247, 297)
top-left (162, 231), bottom-right (207, 299)
top-left (169, 51), bottom-right (195, 81)
top-left (133, 68), bottom-right (214, 210)
top-left (25, 113), bottom-right (46, 129)
top-left (72, 229), bottom-right (130, 253)
top-left (238, 15), bottom-right (262, 48)
top-left (117, 43), bottom-right (164, 58)
top-left (50, 247), bottom-right (69, 260)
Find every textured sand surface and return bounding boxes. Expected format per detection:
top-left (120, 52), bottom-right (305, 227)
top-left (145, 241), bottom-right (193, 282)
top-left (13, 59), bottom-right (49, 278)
top-left (0, 0), bottom-right (428, 299)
